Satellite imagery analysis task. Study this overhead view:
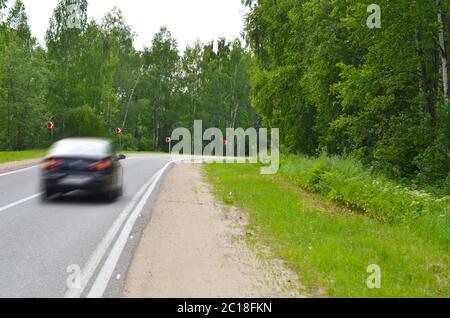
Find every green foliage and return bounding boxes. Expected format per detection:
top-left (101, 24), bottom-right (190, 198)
top-left (45, 1), bottom-right (117, 140)
top-left (0, 1), bottom-right (258, 152)
top-left (133, 34), bottom-right (259, 151)
top-left (64, 105), bottom-right (105, 137)
top-left (245, 0), bottom-right (450, 189)
top-left (1, 0), bottom-right (447, 191)
top-left (0, 0), bottom-right (49, 150)
top-left (279, 155), bottom-right (450, 251)
top-left (415, 102), bottom-right (450, 189)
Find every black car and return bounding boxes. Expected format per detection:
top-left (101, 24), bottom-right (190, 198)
top-left (41, 138), bottom-right (126, 202)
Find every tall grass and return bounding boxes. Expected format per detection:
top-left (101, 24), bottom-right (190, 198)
top-left (280, 155), bottom-right (450, 252)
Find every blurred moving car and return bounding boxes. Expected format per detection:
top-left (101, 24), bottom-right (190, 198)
top-left (41, 138), bottom-right (126, 202)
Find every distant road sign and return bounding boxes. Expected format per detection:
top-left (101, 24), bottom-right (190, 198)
top-left (165, 137), bottom-right (172, 143)
top-left (47, 121), bottom-right (54, 129)
top-left (115, 128), bottom-right (123, 135)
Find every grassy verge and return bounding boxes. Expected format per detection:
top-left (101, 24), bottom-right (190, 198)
top-left (0, 150), bottom-right (47, 163)
top-left (280, 155), bottom-right (450, 252)
top-left (0, 150), bottom-right (167, 164)
top-left (203, 159), bottom-right (449, 298)
top-left (122, 151), bottom-right (168, 155)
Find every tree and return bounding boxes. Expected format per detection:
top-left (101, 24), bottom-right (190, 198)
top-left (1, 0), bottom-right (259, 154)
top-left (138, 27), bottom-right (179, 150)
top-left (46, 0), bottom-right (117, 139)
top-left (46, 0), bottom-right (87, 138)
top-left (0, 0), bottom-right (48, 150)
top-left (101, 7), bottom-right (140, 135)
top-left (244, 0), bottom-right (449, 186)
top-left (436, 0), bottom-right (448, 103)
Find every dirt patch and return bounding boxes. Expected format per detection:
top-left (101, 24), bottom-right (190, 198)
top-left (123, 162), bottom-right (304, 298)
top-left (0, 159), bottom-right (41, 174)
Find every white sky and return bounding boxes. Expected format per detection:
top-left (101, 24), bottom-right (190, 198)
top-left (12, 0), bottom-right (248, 51)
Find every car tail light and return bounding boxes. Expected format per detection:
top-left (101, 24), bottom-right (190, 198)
top-left (90, 159), bottom-right (113, 171)
top-left (41, 159), bottom-right (62, 170)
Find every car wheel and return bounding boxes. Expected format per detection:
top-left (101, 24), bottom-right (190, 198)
top-left (104, 190), bottom-right (114, 203)
top-left (116, 184), bottom-right (123, 198)
top-left (42, 189), bottom-right (56, 202)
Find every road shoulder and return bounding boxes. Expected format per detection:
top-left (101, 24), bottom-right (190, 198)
top-left (0, 159), bottom-right (41, 174)
top-left (123, 162), bottom-right (304, 298)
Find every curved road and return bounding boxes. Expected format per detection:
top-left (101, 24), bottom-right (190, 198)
top-left (0, 154), bottom-right (174, 298)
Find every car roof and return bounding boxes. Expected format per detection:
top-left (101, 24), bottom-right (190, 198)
top-left (47, 138), bottom-right (113, 159)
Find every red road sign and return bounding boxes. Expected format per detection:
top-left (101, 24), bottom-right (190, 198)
top-left (47, 121), bottom-right (54, 129)
top-left (165, 137), bottom-right (172, 143)
top-left (115, 128), bottom-right (123, 135)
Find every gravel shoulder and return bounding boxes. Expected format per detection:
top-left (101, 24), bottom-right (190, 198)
top-left (123, 162), bottom-right (304, 298)
top-left (0, 159), bottom-right (41, 174)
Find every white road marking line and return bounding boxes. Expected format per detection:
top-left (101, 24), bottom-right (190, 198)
top-left (0, 165), bottom-right (38, 178)
top-left (87, 160), bottom-right (176, 298)
top-left (64, 173), bottom-right (159, 298)
top-left (0, 193), bottom-right (42, 213)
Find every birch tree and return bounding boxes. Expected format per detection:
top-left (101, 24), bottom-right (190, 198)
top-left (436, 0), bottom-right (448, 103)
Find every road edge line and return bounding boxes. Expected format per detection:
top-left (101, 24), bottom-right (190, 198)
top-left (64, 173), bottom-right (159, 298)
top-left (0, 193), bottom-right (42, 213)
top-left (86, 160), bottom-right (177, 298)
top-left (0, 165), bottom-right (38, 178)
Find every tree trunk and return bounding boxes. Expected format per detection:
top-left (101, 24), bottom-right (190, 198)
top-left (416, 31), bottom-right (435, 118)
top-left (154, 79), bottom-right (162, 151)
top-left (437, 0), bottom-right (449, 103)
top-left (415, 31), bottom-right (426, 94)
top-left (231, 63), bottom-right (241, 129)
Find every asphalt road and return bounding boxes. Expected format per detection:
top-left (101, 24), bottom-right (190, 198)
top-left (0, 154), bottom-right (175, 298)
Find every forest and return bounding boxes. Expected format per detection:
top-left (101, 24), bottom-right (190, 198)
top-left (243, 0), bottom-right (450, 189)
top-left (0, 0), bottom-right (449, 190)
top-left (0, 0), bottom-right (258, 152)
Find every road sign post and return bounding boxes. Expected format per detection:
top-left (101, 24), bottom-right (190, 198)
top-left (115, 128), bottom-right (123, 151)
top-left (47, 121), bottom-right (55, 141)
top-left (165, 137), bottom-right (172, 153)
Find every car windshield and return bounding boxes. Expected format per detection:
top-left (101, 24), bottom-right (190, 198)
top-left (48, 139), bottom-right (111, 159)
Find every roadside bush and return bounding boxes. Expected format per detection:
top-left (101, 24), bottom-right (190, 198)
top-left (414, 102), bottom-right (450, 189)
top-left (112, 134), bottom-right (138, 151)
top-left (279, 155), bottom-right (450, 250)
top-left (137, 138), bottom-right (153, 152)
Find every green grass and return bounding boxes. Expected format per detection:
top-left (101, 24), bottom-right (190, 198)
top-left (0, 149), bottom-right (167, 163)
top-left (279, 155), bottom-right (450, 253)
top-left (0, 150), bottom-right (47, 163)
top-left (203, 159), bottom-right (449, 298)
top-left (122, 151), bottom-right (168, 155)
